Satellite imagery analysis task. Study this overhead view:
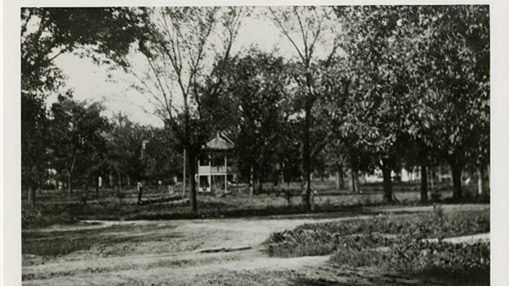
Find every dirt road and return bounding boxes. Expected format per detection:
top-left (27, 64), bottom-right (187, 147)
top-left (22, 204), bottom-right (489, 286)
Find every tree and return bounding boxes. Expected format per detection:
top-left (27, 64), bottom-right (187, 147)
top-left (102, 114), bottom-right (182, 200)
top-left (268, 6), bottom-right (342, 210)
top-left (143, 126), bottom-right (183, 187)
top-left (48, 95), bottom-right (110, 198)
top-left (337, 6), bottom-right (489, 202)
top-left (104, 113), bottom-right (146, 195)
top-left (21, 8), bottom-right (144, 204)
top-left (132, 7), bottom-right (247, 212)
top-left (405, 6), bottom-right (490, 199)
top-left (337, 6), bottom-right (419, 203)
top-left (202, 50), bottom-right (291, 194)
top-left (22, 93), bottom-right (49, 206)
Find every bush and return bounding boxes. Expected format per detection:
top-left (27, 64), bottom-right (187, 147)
top-left (387, 238), bottom-right (489, 283)
top-left (266, 229), bottom-right (339, 257)
top-left (330, 246), bottom-right (386, 267)
top-left (295, 208), bottom-right (489, 239)
top-left (267, 208), bottom-right (490, 284)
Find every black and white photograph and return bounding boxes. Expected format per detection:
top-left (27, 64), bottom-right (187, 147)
top-left (2, 1), bottom-right (509, 285)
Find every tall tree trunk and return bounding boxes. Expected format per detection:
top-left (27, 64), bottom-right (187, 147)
top-left (109, 173), bottom-right (114, 189)
top-left (67, 173), bottom-right (73, 198)
top-left (350, 169), bottom-right (357, 193)
top-left (187, 149), bottom-right (198, 212)
top-left (486, 164), bottom-right (490, 192)
top-left (449, 156), bottom-right (463, 200)
top-left (182, 149), bottom-right (187, 196)
top-left (117, 171), bottom-right (122, 197)
top-left (83, 177), bottom-right (89, 204)
top-left (249, 166), bottom-right (254, 196)
top-left (420, 164), bottom-right (428, 204)
top-left (339, 163), bottom-right (344, 189)
top-left (28, 184), bottom-right (36, 207)
top-left (381, 160), bottom-right (393, 203)
top-left (302, 103), bottom-right (312, 211)
top-left (273, 163), bottom-right (279, 187)
top-left (137, 182), bottom-right (143, 204)
top-left (477, 166), bottom-right (483, 196)
top-left (255, 164), bottom-right (262, 194)
top-left (355, 171), bottom-right (360, 193)
top-left (96, 175), bottom-right (99, 195)
top-left (430, 167), bottom-right (434, 193)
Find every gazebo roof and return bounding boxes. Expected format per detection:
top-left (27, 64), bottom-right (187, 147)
top-left (204, 132), bottom-right (234, 150)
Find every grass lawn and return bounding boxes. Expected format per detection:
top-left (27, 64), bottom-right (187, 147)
top-left (22, 179), bottom-right (489, 229)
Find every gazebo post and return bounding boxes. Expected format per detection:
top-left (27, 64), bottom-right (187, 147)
top-left (208, 156), bottom-right (212, 192)
top-left (182, 149), bottom-right (186, 196)
top-left (224, 154), bottom-right (228, 191)
top-left (197, 160), bottom-right (200, 192)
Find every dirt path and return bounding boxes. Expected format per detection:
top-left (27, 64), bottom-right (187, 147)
top-left (22, 204), bottom-right (489, 286)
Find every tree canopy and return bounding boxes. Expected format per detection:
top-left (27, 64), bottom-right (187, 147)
top-left (20, 5), bottom-right (490, 208)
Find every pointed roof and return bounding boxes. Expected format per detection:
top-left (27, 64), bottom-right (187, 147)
top-left (205, 132), bottom-right (234, 150)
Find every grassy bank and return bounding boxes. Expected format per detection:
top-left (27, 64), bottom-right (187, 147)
top-left (266, 207), bottom-right (490, 284)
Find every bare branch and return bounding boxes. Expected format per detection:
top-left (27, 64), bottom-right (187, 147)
top-left (293, 7), bottom-right (309, 61)
top-left (269, 7), bottom-right (306, 63)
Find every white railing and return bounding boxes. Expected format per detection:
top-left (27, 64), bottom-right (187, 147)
top-left (198, 165), bottom-right (237, 175)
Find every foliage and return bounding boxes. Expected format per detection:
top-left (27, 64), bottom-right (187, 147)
top-left (48, 95), bottom-right (110, 189)
top-left (202, 50), bottom-right (293, 189)
top-left (408, 6), bottom-right (490, 199)
top-left (386, 239), bottom-right (489, 279)
top-left (335, 6), bottom-right (489, 200)
top-left (104, 113), bottom-right (146, 183)
top-left (105, 114), bottom-right (182, 185)
top-left (267, 6), bottom-right (343, 209)
top-left (20, 6), bottom-right (490, 212)
top-left (21, 93), bottom-right (50, 190)
top-left (143, 126), bottom-right (183, 182)
top-left (21, 7), bottom-right (145, 203)
top-left (267, 208), bottom-right (489, 257)
top-left (267, 207), bottom-right (490, 283)
top-left (132, 6), bottom-right (248, 211)
top-left (297, 208), bottom-right (489, 239)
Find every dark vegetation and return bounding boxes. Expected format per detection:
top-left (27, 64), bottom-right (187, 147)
top-left (266, 207), bottom-right (490, 284)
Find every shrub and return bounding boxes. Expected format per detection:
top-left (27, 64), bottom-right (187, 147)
top-left (266, 229), bottom-right (339, 257)
top-left (267, 208), bottom-right (490, 283)
top-left (387, 238), bottom-right (490, 283)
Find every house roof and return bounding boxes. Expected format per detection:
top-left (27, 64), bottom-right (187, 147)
top-left (205, 132), bottom-right (234, 150)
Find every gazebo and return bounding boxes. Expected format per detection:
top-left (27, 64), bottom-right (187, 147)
top-left (197, 133), bottom-right (237, 193)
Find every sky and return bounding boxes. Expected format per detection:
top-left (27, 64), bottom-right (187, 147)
top-left (51, 10), bottom-right (310, 127)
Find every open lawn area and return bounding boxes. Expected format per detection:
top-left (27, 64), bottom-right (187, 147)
top-left (20, 180), bottom-right (484, 229)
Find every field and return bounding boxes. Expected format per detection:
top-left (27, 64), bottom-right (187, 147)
top-left (22, 181), bottom-right (490, 285)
